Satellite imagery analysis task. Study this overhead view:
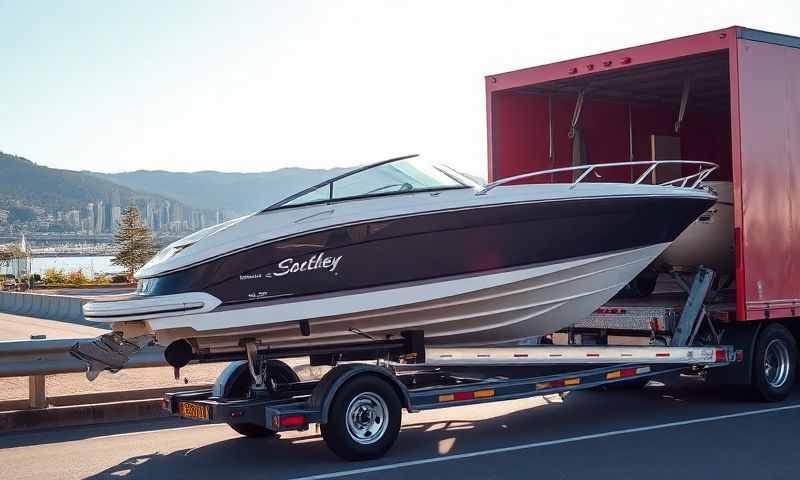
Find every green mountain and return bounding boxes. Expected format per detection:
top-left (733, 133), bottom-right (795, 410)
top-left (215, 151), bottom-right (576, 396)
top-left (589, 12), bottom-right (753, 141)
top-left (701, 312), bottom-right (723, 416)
top-left (94, 167), bottom-right (353, 216)
top-left (0, 151), bottom-right (189, 215)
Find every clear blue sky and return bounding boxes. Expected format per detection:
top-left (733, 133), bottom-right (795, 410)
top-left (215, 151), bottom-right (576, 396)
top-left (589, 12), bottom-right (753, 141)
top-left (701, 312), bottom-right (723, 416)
top-left (1, 0), bottom-right (798, 177)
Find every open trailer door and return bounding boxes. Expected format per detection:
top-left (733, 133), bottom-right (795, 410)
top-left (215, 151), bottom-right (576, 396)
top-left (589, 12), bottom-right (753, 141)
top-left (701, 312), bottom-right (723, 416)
top-left (734, 29), bottom-right (800, 321)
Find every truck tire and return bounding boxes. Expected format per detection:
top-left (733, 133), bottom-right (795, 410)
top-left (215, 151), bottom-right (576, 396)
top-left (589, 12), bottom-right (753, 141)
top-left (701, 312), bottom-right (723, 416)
top-left (226, 360), bottom-right (300, 438)
top-left (321, 375), bottom-right (402, 461)
top-left (752, 323), bottom-right (797, 402)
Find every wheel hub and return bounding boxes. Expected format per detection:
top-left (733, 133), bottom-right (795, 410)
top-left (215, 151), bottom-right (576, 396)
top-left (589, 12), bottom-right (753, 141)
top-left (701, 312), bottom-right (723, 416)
top-left (345, 392), bottom-right (389, 445)
top-left (763, 339), bottom-right (791, 389)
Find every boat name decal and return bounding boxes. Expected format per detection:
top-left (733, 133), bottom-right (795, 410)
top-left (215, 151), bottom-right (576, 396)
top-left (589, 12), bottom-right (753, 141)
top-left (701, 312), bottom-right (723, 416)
top-left (274, 252), bottom-right (342, 276)
top-left (239, 252), bottom-right (342, 281)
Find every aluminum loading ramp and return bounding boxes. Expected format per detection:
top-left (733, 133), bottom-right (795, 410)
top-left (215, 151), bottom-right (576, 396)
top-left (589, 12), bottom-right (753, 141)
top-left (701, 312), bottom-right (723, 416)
top-left (422, 345), bottom-right (728, 365)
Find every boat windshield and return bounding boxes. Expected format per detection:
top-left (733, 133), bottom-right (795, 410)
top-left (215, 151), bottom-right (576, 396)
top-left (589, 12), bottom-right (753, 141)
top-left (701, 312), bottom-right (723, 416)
top-left (263, 155), bottom-right (478, 211)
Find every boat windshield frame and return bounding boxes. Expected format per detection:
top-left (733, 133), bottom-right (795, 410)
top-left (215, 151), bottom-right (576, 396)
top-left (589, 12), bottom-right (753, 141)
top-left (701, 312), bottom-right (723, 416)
top-left (260, 154), bottom-right (478, 212)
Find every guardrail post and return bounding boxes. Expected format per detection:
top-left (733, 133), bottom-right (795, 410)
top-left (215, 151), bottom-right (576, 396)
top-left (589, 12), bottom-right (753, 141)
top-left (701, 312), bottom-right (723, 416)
top-left (29, 335), bottom-right (48, 409)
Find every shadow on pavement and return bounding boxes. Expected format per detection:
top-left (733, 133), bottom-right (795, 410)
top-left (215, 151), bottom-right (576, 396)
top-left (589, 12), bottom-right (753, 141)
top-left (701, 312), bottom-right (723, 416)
top-left (0, 417), bottom-right (195, 449)
top-left (78, 377), bottom-right (799, 480)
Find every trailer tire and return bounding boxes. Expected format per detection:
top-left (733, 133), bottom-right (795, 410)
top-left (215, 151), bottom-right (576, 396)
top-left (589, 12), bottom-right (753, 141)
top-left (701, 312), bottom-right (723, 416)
top-left (321, 374), bottom-right (401, 461)
top-left (226, 360), bottom-right (300, 438)
top-left (752, 323), bottom-right (797, 402)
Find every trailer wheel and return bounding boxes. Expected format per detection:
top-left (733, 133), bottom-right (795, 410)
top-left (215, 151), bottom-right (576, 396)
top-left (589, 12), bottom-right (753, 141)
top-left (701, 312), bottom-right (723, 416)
top-left (226, 360), bottom-right (300, 438)
top-left (321, 375), bottom-right (401, 461)
top-left (752, 323), bottom-right (797, 402)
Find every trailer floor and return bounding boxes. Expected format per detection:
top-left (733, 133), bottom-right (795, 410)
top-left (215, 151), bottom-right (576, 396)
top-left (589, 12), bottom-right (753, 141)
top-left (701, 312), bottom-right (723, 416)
top-left (2, 374), bottom-right (798, 480)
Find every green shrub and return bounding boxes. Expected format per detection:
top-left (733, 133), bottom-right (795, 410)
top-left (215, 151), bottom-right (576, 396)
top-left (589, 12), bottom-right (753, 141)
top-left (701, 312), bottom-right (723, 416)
top-left (42, 268), bottom-right (67, 284)
top-left (65, 269), bottom-right (88, 285)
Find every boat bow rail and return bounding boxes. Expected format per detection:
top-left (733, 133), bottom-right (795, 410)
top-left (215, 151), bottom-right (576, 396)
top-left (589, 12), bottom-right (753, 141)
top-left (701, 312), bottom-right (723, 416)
top-left (477, 160), bottom-right (718, 194)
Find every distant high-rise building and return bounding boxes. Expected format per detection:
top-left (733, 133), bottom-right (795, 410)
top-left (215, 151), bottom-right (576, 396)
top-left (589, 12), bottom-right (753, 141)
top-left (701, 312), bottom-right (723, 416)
top-left (145, 201), bottom-right (156, 230)
top-left (95, 200), bottom-right (105, 233)
top-left (190, 211), bottom-right (203, 230)
top-left (215, 209), bottom-right (223, 225)
top-left (111, 206), bottom-right (122, 233)
top-left (86, 203), bottom-right (95, 234)
top-left (161, 201), bottom-right (171, 232)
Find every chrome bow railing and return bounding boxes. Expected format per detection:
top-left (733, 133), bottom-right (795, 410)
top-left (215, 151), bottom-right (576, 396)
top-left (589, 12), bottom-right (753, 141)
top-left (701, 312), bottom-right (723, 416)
top-left (477, 160), bottom-right (718, 195)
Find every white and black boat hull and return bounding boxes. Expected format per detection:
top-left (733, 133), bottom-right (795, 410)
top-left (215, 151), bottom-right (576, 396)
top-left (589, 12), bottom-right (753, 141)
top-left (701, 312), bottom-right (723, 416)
top-left (139, 242), bottom-right (670, 351)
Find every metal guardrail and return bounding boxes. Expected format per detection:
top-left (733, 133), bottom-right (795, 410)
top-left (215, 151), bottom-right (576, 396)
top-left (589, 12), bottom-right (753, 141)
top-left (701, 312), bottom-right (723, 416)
top-left (0, 336), bottom-right (170, 409)
top-left (0, 338), bottom-right (167, 377)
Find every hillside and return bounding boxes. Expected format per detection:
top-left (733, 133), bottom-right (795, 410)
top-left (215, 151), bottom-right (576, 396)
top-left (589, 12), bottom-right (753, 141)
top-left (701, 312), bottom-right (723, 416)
top-left (0, 151), bottom-right (191, 217)
top-left (95, 167), bottom-right (353, 215)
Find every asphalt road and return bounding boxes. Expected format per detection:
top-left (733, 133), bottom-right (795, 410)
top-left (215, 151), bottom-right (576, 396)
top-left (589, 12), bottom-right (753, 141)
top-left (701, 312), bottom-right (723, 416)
top-left (1, 376), bottom-right (799, 480)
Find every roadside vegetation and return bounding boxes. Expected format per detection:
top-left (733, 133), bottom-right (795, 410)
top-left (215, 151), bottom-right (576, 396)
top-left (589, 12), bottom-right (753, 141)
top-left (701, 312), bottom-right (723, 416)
top-left (38, 268), bottom-right (129, 287)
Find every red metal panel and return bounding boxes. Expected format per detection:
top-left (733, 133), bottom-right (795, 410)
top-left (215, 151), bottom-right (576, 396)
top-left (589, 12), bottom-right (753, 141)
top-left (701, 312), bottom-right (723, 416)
top-left (486, 27), bottom-right (738, 94)
top-left (737, 39), bottom-right (800, 320)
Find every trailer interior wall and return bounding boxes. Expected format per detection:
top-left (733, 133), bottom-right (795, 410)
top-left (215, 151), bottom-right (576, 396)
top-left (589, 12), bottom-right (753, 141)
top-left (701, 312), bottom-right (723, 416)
top-left (486, 27), bottom-right (800, 322)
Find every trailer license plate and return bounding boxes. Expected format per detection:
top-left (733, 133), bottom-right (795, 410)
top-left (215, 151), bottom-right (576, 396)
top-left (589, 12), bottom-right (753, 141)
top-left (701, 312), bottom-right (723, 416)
top-left (179, 402), bottom-right (209, 421)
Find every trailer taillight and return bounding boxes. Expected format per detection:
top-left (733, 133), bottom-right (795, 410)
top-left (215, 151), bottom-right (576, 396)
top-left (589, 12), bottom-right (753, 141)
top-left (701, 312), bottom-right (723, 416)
top-left (715, 348), bottom-right (728, 363)
top-left (279, 415), bottom-right (305, 427)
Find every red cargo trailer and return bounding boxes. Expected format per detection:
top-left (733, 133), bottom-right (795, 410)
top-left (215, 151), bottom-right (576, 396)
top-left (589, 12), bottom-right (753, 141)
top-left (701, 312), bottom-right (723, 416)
top-left (158, 29), bottom-right (797, 460)
top-left (485, 27), bottom-right (800, 394)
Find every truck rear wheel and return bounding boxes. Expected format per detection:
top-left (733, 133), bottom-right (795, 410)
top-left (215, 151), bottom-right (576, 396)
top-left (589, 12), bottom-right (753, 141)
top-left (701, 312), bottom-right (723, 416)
top-left (752, 323), bottom-right (797, 402)
top-left (321, 375), bottom-right (402, 461)
top-left (225, 360), bottom-right (300, 438)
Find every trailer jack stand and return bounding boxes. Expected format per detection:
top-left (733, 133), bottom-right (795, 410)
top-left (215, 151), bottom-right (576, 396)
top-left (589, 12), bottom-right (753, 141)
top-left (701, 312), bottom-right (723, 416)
top-left (242, 339), bottom-right (268, 391)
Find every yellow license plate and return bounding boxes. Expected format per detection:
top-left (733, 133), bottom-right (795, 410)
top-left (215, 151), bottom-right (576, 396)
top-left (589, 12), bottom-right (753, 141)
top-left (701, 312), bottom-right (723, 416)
top-left (178, 402), bottom-right (209, 421)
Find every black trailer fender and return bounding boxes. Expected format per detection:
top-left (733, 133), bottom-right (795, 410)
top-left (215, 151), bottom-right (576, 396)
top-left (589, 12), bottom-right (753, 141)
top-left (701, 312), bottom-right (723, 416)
top-left (706, 321), bottom-right (762, 386)
top-left (309, 364), bottom-right (412, 423)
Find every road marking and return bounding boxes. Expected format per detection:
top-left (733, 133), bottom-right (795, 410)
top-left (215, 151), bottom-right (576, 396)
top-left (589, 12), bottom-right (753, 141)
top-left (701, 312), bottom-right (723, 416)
top-left (289, 403), bottom-right (800, 480)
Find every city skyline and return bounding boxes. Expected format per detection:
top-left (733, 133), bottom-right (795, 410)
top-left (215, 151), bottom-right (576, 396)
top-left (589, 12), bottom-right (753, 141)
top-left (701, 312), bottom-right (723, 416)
top-left (0, 189), bottom-right (222, 237)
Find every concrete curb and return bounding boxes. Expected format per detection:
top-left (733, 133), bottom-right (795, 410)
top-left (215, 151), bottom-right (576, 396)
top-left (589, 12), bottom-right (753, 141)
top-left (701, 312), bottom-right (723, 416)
top-left (0, 291), bottom-right (108, 328)
top-left (0, 399), bottom-right (169, 433)
top-left (0, 385), bottom-right (213, 412)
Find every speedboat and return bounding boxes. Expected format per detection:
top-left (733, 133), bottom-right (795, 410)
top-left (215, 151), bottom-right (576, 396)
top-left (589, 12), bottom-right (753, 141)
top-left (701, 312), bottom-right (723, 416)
top-left (658, 181), bottom-right (734, 275)
top-left (74, 155), bottom-right (717, 372)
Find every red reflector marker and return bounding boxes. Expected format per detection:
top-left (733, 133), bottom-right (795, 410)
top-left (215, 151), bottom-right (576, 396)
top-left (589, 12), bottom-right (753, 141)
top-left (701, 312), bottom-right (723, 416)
top-left (280, 415), bottom-right (305, 427)
top-left (715, 349), bottom-right (727, 363)
top-left (454, 391), bottom-right (473, 401)
top-left (620, 368), bottom-right (637, 377)
top-left (656, 352), bottom-right (670, 357)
